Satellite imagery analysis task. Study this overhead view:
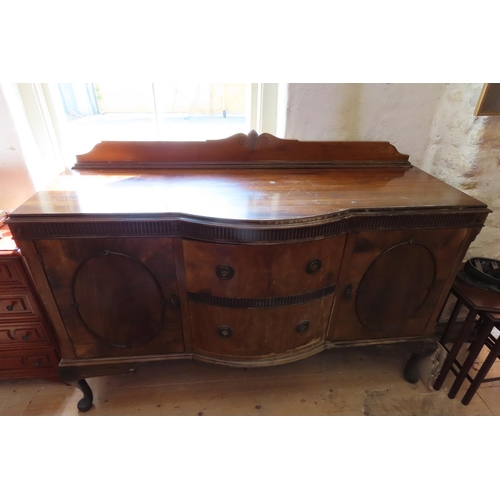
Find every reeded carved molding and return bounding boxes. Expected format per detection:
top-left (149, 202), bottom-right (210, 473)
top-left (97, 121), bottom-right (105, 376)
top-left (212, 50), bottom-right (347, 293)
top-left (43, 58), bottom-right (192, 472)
top-left (9, 209), bottom-right (488, 242)
top-left (188, 284), bottom-right (336, 309)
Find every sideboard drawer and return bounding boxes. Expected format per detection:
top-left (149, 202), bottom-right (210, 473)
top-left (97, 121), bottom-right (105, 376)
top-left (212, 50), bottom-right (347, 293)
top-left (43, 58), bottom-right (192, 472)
top-left (190, 295), bottom-right (334, 358)
top-left (0, 257), bottom-right (25, 289)
top-left (0, 293), bottom-right (39, 319)
top-left (0, 322), bottom-right (52, 347)
top-left (183, 235), bottom-right (346, 298)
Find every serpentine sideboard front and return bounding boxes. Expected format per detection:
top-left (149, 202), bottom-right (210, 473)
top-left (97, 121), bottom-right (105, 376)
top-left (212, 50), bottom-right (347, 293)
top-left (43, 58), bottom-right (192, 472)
top-left (7, 131), bottom-right (489, 411)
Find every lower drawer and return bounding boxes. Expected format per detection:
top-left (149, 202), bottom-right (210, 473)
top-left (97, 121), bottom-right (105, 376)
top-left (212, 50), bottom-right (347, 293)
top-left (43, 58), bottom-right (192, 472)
top-left (0, 348), bottom-right (59, 373)
top-left (190, 296), bottom-right (334, 359)
top-left (0, 322), bottom-right (52, 347)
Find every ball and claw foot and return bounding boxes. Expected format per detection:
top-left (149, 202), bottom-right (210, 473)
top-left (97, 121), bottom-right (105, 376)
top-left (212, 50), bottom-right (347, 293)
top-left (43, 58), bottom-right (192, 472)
top-left (76, 379), bottom-right (93, 412)
top-left (404, 354), bottom-right (420, 384)
top-left (403, 343), bottom-right (438, 384)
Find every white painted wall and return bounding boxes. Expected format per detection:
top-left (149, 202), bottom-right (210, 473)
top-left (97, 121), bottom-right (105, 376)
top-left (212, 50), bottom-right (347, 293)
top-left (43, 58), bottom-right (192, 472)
top-left (0, 85), bottom-right (36, 212)
top-left (285, 83), bottom-right (445, 168)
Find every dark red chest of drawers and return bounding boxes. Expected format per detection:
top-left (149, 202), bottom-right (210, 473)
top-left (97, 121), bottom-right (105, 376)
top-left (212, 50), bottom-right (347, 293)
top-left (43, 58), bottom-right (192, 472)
top-left (0, 224), bottom-right (59, 379)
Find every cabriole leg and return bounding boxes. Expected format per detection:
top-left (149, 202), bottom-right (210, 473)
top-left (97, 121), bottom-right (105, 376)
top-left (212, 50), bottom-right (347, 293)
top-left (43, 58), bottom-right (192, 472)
top-left (75, 379), bottom-right (93, 412)
top-left (59, 366), bottom-right (94, 412)
top-left (404, 342), bottom-right (438, 384)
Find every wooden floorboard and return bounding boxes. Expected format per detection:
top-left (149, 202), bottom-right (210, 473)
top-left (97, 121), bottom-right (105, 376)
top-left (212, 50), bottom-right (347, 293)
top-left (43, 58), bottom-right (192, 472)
top-left (0, 343), bottom-right (498, 416)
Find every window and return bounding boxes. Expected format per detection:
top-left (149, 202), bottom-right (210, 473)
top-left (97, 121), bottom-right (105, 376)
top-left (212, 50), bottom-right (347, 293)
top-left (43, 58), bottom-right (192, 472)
top-left (58, 83), bottom-right (250, 152)
top-left (17, 83), bottom-right (284, 174)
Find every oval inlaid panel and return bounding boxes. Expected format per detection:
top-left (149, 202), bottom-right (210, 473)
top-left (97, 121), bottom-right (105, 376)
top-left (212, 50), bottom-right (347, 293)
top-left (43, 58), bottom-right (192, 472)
top-left (72, 251), bottom-right (165, 347)
top-left (355, 241), bottom-right (436, 330)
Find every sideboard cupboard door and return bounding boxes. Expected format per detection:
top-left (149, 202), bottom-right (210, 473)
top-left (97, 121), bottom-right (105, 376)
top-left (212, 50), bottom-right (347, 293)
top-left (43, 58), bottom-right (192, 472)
top-left (183, 235), bottom-right (346, 298)
top-left (35, 238), bottom-right (184, 358)
top-left (329, 228), bottom-right (469, 342)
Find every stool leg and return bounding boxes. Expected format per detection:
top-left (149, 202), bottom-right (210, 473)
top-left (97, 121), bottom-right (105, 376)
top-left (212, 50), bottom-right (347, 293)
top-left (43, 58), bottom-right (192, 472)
top-left (440, 298), bottom-right (463, 344)
top-left (448, 316), bottom-right (494, 399)
top-left (462, 334), bottom-right (500, 405)
top-left (434, 308), bottom-right (476, 391)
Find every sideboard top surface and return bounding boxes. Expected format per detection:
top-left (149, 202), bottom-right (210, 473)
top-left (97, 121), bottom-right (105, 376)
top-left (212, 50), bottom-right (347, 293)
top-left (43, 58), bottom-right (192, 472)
top-left (11, 166), bottom-right (486, 221)
top-left (10, 132), bottom-right (487, 223)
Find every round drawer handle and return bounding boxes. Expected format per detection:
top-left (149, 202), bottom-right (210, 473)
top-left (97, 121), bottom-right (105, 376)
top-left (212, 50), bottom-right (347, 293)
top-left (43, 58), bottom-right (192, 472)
top-left (217, 326), bottom-right (233, 339)
top-left (296, 320), bottom-right (310, 334)
top-left (6, 303), bottom-right (15, 311)
top-left (306, 259), bottom-right (322, 274)
top-left (216, 265), bottom-right (235, 280)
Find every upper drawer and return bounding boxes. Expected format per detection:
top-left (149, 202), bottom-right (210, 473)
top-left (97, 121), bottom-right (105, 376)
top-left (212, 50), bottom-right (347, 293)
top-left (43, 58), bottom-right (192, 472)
top-left (183, 234), bottom-right (346, 298)
top-left (0, 257), bottom-right (26, 289)
top-left (0, 293), bottom-right (40, 320)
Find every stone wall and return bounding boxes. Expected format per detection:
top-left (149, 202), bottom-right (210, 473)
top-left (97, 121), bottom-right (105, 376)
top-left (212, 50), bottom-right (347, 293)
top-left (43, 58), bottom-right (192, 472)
top-left (420, 83), bottom-right (500, 259)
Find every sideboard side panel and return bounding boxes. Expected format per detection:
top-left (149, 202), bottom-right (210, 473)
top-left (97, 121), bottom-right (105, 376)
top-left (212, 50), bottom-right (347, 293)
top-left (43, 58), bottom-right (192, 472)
top-left (15, 239), bottom-right (76, 359)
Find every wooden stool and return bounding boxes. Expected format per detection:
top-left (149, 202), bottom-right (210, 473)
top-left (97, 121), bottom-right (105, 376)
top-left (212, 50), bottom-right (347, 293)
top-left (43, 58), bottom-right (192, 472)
top-left (452, 311), bottom-right (500, 404)
top-left (433, 279), bottom-right (500, 404)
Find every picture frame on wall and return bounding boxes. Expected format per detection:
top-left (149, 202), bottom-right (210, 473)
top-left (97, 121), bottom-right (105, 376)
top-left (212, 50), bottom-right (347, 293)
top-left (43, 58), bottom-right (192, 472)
top-left (474, 83), bottom-right (500, 116)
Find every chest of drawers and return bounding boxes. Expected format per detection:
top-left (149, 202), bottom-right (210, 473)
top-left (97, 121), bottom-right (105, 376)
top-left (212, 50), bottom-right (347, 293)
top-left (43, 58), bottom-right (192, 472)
top-left (7, 131), bottom-right (489, 411)
top-left (0, 224), bottom-right (59, 379)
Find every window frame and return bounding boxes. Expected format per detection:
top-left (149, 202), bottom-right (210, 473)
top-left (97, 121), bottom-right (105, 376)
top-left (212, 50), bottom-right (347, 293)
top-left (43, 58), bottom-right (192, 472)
top-left (21, 82), bottom-right (284, 162)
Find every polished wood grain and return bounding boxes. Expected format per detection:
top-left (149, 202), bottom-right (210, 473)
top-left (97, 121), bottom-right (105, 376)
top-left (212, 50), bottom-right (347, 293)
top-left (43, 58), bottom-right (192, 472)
top-left (423, 227), bottom-right (481, 335)
top-left (183, 235), bottom-right (346, 298)
top-left (15, 240), bottom-right (75, 359)
top-left (189, 296), bottom-right (334, 360)
top-left (10, 167), bottom-right (487, 222)
top-left (330, 228), bottom-right (469, 341)
top-left (172, 237), bottom-right (193, 352)
top-left (5, 134), bottom-right (489, 409)
top-left (74, 131), bottom-right (411, 167)
top-left (35, 238), bottom-right (184, 359)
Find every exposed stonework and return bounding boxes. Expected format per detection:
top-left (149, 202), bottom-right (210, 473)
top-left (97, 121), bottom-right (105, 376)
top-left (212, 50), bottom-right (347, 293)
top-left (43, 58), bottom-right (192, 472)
top-left (421, 84), bottom-right (500, 259)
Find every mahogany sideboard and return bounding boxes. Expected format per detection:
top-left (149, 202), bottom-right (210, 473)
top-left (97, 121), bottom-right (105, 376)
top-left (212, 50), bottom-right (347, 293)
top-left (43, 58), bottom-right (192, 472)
top-left (7, 131), bottom-right (489, 412)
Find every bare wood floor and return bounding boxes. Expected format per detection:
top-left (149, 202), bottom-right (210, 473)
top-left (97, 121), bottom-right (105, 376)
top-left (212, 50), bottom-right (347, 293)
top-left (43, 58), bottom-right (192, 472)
top-left (1, 343), bottom-right (499, 416)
